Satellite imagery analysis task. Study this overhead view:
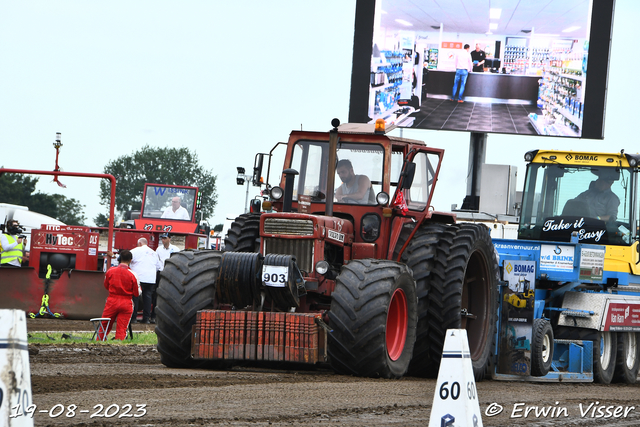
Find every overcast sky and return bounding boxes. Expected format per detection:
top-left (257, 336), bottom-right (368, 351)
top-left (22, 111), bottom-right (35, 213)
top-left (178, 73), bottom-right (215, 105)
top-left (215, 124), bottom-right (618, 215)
top-left (1, 0), bottom-right (637, 230)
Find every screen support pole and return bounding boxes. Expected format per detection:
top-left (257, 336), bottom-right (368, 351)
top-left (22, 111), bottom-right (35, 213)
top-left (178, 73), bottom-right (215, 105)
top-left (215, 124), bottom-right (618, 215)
top-left (460, 132), bottom-right (487, 211)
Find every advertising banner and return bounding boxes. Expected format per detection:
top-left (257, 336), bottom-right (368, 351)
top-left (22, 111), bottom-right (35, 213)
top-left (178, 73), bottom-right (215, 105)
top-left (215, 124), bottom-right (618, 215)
top-left (603, 302), bottom-right (640, 332)
top-left (539, 244), bottom-right (574, 272)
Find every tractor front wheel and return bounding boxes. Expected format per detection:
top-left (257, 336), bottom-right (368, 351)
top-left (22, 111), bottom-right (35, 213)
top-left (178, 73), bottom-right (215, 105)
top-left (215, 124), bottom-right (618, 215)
top-left (155, 250), bottom-right (221, 368)
top-left (328, 259), bottom-right (417, 379)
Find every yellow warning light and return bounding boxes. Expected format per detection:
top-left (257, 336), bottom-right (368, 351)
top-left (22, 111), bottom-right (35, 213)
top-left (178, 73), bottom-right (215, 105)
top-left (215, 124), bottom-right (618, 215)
top-left (262, 200), bottom-right (272, 211)
top-left (374, 119), bottom-right (386, 134)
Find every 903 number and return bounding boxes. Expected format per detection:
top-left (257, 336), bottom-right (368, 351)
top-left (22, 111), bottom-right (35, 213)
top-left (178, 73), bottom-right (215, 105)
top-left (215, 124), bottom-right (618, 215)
top-left (262, 265), bottom-right (288, 288)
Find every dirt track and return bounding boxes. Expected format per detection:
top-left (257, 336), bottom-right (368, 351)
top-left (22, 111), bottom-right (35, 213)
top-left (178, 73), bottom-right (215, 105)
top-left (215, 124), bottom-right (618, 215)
top-left (23, 319), bottom-right (640, 426)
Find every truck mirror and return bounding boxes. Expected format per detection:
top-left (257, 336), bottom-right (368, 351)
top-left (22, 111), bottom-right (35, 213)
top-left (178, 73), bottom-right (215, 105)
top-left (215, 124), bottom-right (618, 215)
top-left (401, 162), bottom-right (416, 189)
top-left (252, 153), bottom-right (264, 187)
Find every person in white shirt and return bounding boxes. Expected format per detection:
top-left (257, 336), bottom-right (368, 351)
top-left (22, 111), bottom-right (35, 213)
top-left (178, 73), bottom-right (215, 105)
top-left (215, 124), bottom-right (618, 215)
top-left (129, 237), bottom-right (162, 324)
top-left (451, 44), bottom-right (473, 102)
top-left (153, 233), bottom-right (180, 322)
top-left (156, 233), bottom-right (180, 269)
top-left (161, 196), bottom-right (191, 220)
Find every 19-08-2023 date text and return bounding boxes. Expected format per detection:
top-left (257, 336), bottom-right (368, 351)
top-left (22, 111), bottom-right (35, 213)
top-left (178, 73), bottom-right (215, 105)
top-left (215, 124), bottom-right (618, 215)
top-left (10, 403), bottom-right (147, 419)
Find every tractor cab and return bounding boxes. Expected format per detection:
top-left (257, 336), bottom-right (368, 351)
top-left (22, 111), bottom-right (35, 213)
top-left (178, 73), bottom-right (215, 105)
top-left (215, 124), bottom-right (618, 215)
top-left (247, 119), bottom-right (448, 293)
top-left (518, 150), bottom-right (640, 248)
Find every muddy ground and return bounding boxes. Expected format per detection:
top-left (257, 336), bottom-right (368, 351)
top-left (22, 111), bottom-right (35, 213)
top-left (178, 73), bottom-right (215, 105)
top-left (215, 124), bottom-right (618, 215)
top-left (22, 318), bottom-right (640, 426)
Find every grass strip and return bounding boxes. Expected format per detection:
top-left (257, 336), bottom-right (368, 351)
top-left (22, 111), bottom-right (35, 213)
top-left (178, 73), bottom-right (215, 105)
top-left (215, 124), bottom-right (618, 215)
top-left (28, 331), bottom-right (158, 345)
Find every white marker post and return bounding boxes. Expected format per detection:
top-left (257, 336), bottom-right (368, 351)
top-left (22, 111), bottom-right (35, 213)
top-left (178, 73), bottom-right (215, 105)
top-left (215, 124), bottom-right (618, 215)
top-left (0, 309), bottom-right (34, 427)
top-left (429, 329), bottom-right (483, 427)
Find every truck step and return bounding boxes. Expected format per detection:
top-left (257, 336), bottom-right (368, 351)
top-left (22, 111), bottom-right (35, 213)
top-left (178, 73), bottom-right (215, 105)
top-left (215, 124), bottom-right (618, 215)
top-left (560, 310), bottom-right (593, 318)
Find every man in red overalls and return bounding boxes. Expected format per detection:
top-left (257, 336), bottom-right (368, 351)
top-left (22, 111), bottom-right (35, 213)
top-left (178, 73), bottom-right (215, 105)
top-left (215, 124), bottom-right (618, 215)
top-left (99, 250), bottom-right (141, 340)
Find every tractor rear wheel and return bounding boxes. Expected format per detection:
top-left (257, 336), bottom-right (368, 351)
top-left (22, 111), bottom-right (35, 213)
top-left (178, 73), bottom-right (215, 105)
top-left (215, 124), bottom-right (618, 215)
top-left (613, 332), bottom-right (639, 384)
top-left (328, 259), bottom-right (417, 379)
top-left (594, 331), bottom-right (617, 384)
top-left (224, 213), bottom-right (261, 252)
top-left (155, 250), bottom-right (220, 368)
top-left (426, 223), bottom-right (499, 381)
top-left (401, 223), bottom-right (455, 377)
top-left (531, 318), bottom-right (554, 376)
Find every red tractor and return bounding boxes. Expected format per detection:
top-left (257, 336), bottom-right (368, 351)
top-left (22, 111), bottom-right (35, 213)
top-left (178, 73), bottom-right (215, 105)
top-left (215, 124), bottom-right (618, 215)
top-left (156, 119), bottom-right (499, 379)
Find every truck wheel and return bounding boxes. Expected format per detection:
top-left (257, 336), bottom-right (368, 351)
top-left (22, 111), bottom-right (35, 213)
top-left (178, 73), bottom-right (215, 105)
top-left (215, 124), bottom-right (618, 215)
top-left (155, 250), bottom-right (220, 368)
top-left (428, 223), bottom-right (499, 381)
top-left (401, 223), bottom-right (455, 377)
top-left (224, 213), bottom-right (261, 252)
top-left (613, 332), bottom-right (639, 384)
top-left (531, 318), bottom-right (553, 376)
top-left (594, 331), bottom-right (617, 384)
top-left (327, 259), bottom-right (417, 379)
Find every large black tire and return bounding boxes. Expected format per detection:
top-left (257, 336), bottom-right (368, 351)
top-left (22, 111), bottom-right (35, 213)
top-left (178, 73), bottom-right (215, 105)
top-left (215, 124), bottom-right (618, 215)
top-left (425, 223), bottom-right (499, 381)
top-left (531, 318), bottom-right (554, 376)
top-left (401, 223), bottom-right (456, 376)
top-left (594, 331), bottom-right (617, 384)
top-left (327, 259), bottom-right (418, 379)
top-left (224, 213), bottom-right (261, 252)
top-left (155, 250), bottom-right (220, 368)
top-left (613, 332), bottom-right (639, 384)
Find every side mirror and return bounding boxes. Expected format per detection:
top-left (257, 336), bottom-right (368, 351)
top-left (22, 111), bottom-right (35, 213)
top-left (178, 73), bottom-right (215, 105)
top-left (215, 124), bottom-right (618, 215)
top-left (252, 153), bottom-right (264, 187)
top-left (401, 162), bottom-right (416, 189)
top-left (249, 199), bottom-right (261, 213)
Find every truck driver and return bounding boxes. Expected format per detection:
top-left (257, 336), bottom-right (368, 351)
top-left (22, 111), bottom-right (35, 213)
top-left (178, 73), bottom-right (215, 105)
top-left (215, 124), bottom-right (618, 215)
top-left (575, 168), bottom-right (620, 222)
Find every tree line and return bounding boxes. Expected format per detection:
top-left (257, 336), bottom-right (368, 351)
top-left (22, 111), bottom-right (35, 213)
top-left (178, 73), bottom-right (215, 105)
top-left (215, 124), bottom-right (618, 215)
top-left (1, 146), bottom-right (218, 227)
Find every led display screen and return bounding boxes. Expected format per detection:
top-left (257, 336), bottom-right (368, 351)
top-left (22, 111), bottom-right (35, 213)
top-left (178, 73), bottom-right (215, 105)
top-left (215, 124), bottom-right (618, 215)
top-left (348, 0), bottom-right (614, 139)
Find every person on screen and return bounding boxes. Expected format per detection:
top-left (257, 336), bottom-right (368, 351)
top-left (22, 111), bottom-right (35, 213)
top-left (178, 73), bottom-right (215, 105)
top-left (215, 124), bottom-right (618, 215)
top-left (335, 159), bottom-right (372, 204)
top-left (161, 196), bottom-right (190, 220)
top-left (470, 44), bottom-right (486, 72)
top-left (451, 44), bottom-right (473, 102)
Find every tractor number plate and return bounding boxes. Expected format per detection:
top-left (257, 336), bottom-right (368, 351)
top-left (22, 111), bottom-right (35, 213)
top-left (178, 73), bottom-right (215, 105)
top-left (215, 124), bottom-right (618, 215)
top-left (262, 265), bottom-right (288, 288)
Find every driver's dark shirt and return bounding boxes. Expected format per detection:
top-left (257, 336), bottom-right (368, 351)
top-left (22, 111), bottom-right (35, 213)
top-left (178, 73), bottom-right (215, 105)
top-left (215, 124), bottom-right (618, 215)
top-left (576, 181), bottom-right (620, 221)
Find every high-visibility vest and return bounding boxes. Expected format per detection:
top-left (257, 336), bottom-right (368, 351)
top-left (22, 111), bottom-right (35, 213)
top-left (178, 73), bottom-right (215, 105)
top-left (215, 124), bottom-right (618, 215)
top-left (1, 234), bottom-right (23, 265)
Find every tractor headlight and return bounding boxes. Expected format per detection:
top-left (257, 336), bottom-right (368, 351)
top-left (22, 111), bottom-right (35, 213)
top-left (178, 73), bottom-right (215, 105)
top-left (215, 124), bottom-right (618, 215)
top-left (315, 260), bottom-right (329, 275)
top-left (270, 186), bottom-right (284, 200)
top-left (376, 192), bottom-right (390, 206)
top-left (524, 150), bottom-right (539, 162)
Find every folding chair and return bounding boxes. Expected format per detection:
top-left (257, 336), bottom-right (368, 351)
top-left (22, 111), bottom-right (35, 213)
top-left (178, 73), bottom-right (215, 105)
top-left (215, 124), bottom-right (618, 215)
top-left (127, 321), bottom-right (134, 340)
top-left (90, 317), bottom-right (111, 341)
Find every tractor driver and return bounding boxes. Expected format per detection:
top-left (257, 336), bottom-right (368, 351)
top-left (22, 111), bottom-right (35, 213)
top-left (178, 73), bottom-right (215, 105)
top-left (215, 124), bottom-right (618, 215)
top-left (1, 220), bottom-right (25, 267)
top-left (161, 196), bottom-right (190, 220)
top-left (575, 168), bottom-right (620, 222)
top-left (335, 159), bottom-right (372, 204)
